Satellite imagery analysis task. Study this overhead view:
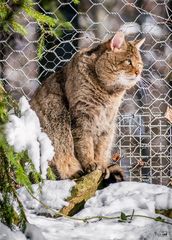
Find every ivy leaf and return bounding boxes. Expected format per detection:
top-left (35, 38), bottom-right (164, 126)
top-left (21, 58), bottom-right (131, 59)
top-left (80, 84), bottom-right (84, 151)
top-left (120, 212), bottom-right (127, 221)
top-left (155, 216), bottom-right (165, 222)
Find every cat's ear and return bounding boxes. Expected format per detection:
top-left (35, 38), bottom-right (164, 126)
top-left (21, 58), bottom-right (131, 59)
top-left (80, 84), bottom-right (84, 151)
top-left (134, 38), bottom-right (145, 49)
top-left (110, 32), bottom-right (125, 50)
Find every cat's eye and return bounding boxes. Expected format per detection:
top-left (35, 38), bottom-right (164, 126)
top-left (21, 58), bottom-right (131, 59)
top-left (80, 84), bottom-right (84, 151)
top-left (137, 62), bottom-right (143, 67)
top-left (125, 59), bottom-right (132, 65)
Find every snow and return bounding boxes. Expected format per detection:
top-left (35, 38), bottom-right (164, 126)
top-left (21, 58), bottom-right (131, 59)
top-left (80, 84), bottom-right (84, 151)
top-left (18, 180), bottom-right (75, 215)
top-left (5, 96), bottom-right (54, 179)
top-left (119, 18), bottom-right (164, 37)
top-left (0, 222), bottom-right (46, 240)
top-left (0, 222), bottom-right (26, 240)
top-left (1, 181), bottom-right (172, 239)
top-left (1, 181), bottom-right (170, 240)
top-left (25, 223), bottom-right (46, 240)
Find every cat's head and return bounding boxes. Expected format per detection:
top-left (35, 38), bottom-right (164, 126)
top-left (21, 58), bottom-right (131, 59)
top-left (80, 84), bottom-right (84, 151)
top-left (94, 32), bottom-right (145, 92)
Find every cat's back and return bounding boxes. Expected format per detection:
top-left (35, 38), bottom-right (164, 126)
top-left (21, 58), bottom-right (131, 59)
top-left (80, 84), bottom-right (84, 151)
top-left (30, 67), bottom-right (68, 129)
top-left (31, 69), bottom-right (65, 107)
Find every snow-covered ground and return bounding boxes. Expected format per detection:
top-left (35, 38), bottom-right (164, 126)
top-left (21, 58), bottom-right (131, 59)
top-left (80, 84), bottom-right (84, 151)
top-left (1, 181), bottom-right (172, 240)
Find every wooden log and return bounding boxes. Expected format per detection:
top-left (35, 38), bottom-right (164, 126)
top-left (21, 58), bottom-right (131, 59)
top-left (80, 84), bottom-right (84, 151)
top-left (59, 164), bottom-right (124, 216)
top-left (59, 169), bottom-right (103, 216)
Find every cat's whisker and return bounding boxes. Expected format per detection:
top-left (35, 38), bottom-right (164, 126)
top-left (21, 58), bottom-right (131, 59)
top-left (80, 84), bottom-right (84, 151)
top-left (142, 79), bottom-right (149, 85)
top-left (138, 79), bottom-right (151, 103)
top-left (140, 77), bottom-right (150, 87)
top-left (139, 80), bottom-right (148, 89)
top-left (142, 76), bottom-right (152, 85)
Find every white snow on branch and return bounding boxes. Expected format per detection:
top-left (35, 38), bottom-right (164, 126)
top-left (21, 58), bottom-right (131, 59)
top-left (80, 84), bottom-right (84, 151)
top-left (5, 96), bottom-right (54, 179)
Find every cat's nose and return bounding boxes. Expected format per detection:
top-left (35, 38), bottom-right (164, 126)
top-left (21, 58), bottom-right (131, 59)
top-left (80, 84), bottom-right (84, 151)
top-left (135, 69), bottom-right (139, 76)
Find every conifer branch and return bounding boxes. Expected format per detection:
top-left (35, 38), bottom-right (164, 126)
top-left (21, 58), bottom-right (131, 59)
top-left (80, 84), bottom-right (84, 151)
top-left (0, 0), bottom-right (73, 58)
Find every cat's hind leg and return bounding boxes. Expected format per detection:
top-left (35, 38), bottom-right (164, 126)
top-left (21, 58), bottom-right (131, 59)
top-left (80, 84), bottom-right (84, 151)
top-left (31, 90), bottom-right (82, 179)
top-left (50, 107), bottom-right (83, 179)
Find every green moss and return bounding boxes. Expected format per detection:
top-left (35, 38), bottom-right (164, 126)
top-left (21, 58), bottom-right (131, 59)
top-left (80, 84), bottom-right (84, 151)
top-left (59, 170), bottom-right (103, 216)
top-left (155, 209), bottom-right (172, 219)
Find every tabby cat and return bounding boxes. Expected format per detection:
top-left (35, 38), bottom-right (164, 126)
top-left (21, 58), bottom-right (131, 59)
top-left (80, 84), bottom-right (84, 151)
top-left (31, 32), bottom-right (145, 179)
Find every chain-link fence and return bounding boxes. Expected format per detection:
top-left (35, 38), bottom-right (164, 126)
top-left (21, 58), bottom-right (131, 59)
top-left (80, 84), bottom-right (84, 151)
top-left (1, 0), bottom-right (172, 185)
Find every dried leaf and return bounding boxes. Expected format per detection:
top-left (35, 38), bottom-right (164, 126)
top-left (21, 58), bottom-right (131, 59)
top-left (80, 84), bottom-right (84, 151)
top-left (112, 153), bottom-right (121, 162)
top-left (137, 159), bottom-right (145, 167)
top-left (165, 106), bottom-right (172, 123)
top-left (132, 159), bottom-right (145, 170)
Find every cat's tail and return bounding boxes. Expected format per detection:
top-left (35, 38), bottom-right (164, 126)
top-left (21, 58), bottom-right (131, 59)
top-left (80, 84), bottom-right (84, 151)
top-left (103, 164), bottom-right (124, 186)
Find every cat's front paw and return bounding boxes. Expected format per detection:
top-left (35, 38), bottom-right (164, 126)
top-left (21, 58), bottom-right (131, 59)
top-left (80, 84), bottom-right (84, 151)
top-left (70, 170), bottom-right (84, 179)
top-left (83, 162), bottom-right (97, 173)
top-left (52, 155), bottom-right (83, 180)
top-left (83, 162), bottom-right (107, 174)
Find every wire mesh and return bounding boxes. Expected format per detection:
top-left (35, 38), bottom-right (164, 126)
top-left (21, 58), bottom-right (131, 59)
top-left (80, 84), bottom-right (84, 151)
top-left (0, 0), bottom-right (172, 185)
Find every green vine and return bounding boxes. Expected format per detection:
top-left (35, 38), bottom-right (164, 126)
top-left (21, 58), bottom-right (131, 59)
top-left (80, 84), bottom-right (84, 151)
top-left (21, 177), bottom-right (172, 227)
top-left (22, 190), bottom-right (172, 226)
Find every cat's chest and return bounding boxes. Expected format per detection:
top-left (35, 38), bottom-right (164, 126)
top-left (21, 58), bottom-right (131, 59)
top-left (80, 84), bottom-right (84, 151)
top-left (93, 105), bottom-right (116, 136)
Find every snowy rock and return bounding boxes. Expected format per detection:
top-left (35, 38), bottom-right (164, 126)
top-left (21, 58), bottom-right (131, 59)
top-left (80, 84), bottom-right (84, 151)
top-left (5, 96), bottom-right (55, 179)
top-left (77, 181), bottom-right (172, 217)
